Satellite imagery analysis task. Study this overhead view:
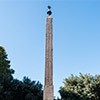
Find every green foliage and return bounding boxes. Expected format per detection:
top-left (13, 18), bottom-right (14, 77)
top-left (0, 46), bottom-right (14, 77)
top-left (22, 77), bottom-right (43, 100)
top-left (0, 76), bottom-right (43, 100)
top-left (0, 46), bottom-right (43, 100)
top-left (59, 73), bottom-right (100, 100)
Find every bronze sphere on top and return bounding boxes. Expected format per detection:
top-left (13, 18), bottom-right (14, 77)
top-left (47, 6), bottom-right (52, 16)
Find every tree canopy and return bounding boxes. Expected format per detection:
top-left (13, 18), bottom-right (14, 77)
top-left (0, 46), bottom-right (43, 100)
top-left (59, 73), bottom-right (100, 100)
top-left (0, 46), bottom-right (14, 77)
top-left (0, 76), bottom-right (43, 100)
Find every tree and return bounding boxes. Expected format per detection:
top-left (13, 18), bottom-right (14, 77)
top-left (0, 46), bottom-right (43, 100)
top-left (22, 77), bottom-right (43, 100)
top-left (59, 74), bottom-right (100, 100)
top-left (0, 46), bottom-right (14, 77)
top-left (0, 76), bottom-right (43, 100)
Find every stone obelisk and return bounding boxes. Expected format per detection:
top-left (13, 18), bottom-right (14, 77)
top-left (43, 6), bottom-right (54, 100)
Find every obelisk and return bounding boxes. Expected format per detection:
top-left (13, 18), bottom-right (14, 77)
top-left (43, 6), bottom-right (54, 100)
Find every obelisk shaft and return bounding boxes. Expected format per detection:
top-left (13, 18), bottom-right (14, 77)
top-left (43, 9), bottom-right (53, 100)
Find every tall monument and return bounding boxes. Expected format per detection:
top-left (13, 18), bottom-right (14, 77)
top-left (43, 6), bottom-right (54, 100)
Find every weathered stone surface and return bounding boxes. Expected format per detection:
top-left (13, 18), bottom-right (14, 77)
top-left (43, 15), bottom-right (54, 100)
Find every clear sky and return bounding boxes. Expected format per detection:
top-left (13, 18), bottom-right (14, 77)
top-left (0, 0), bottom-right (100, 98)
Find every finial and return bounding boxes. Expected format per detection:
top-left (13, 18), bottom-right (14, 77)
top-left (47, 6), bottom-right (52, 16)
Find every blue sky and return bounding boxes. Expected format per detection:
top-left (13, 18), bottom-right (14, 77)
top-left (0, 0), bottom-right (100, 97)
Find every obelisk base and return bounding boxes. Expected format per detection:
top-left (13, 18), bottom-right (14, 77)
top-left (43, 85), bottom-right (54, 100)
